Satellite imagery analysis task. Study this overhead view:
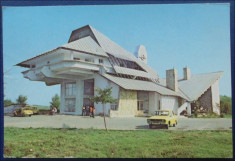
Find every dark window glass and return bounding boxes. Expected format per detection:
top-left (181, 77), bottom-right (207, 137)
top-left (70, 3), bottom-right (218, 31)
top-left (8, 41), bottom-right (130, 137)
top-left (84, 79), bottom-right (94, 95)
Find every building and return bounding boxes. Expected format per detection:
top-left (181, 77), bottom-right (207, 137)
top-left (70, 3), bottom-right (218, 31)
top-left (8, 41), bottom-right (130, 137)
top-left (16, 25), bottom-right (223, 117)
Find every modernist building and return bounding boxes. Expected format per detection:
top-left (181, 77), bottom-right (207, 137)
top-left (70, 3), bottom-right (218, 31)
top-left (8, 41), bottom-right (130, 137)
top-left (17, 25), bottom-right (223, 117)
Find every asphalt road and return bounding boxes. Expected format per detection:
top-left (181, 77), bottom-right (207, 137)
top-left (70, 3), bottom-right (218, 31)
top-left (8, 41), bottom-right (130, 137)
top-left (4, 115), bottom-right (233, 130)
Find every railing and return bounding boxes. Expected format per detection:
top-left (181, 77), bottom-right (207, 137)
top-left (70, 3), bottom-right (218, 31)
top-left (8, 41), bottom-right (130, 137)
top-left (178, 102), bottom-right (190, 116)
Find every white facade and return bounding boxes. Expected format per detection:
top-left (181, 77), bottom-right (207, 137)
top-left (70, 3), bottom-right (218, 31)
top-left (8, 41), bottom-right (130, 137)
top-left (161, 96), bottom-right (179, 114)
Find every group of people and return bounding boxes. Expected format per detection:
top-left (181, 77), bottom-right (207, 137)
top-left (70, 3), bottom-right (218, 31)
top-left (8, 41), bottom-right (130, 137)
top-left (82, 105), bottom-right (95, 118)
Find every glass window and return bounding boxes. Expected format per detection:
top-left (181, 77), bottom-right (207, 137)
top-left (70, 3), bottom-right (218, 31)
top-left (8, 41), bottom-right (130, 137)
top-left (155, 111), bottom-right (169, 116)
top-left (84, 79), bottom-right (94, 95)
top-left (65, 83), bottom-right (76, 96)
top-left (99, 59), bottom-right (103, 64)
top-left (64, 98), bottom-right (76, 112)
top-left (74, 57), bottom-right (80, 61)
top-left (137, 101), bottom-right (144, 111)
top-left (111, 102), bottom-right (118, 111)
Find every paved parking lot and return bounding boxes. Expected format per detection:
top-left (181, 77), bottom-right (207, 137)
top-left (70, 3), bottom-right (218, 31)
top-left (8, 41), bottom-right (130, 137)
top-left (4, 115), bottom-right (233, 130)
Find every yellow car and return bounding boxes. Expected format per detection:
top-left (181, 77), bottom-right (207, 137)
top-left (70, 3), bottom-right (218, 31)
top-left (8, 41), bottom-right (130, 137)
top-left (13, 107), bottom-right (34, 117)
top-left (147, 110), bottom-right (178, 129)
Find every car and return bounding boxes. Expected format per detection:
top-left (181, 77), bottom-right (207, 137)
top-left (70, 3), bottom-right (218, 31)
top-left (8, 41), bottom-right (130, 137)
top-left (147, 110), bottom-right (178, 129)
top-left (23, 106), bottom-right (39, 115)
top-left (13, 107), bottom-right (34, 117)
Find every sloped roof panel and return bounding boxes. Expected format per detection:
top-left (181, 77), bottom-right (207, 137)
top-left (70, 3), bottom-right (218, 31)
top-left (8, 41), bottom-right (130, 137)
top-left (102, 73), bottom-right (181, 97)
top-left (113, 66), bottom-right (156, 79)
top-left (62, 36), bottom-right (108, 57)
top-left (178, 71), bottom-right (224, 101)
top-left (89, 26), bottom-right (159, 81)
top-left (158, 71), bottom-right (224, 101)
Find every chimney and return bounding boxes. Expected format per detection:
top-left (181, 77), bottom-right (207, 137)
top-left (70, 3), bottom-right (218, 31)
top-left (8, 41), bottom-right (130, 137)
top-left (166, 69), bottom-right (178, 92)
top-left (135, 45), bottom-right (147, 64)
top-left (183, 67), bottom-right (191, 80)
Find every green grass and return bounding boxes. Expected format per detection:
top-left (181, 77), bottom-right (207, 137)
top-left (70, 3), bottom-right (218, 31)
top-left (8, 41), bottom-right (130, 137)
top-left (190, 113), bottom-right (232, 119)
top-left (4, 127), bottom-right (232, 158)
top-left (33, 105), bottom-right (50, 110)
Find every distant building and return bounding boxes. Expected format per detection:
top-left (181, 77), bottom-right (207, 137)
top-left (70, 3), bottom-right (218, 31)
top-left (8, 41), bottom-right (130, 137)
top-left (16, 25), bottom-right (223, 117)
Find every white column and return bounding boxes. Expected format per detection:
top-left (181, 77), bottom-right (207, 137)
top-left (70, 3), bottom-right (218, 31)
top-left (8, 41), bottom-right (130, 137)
top-left (60, 82), bottom-right (65, 114)
top-left (187, 103), bottom-right (191, 116)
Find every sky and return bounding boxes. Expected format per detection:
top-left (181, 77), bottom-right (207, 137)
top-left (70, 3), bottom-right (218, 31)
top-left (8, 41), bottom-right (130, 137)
top-left (3, 3), bottom-right (231, 106)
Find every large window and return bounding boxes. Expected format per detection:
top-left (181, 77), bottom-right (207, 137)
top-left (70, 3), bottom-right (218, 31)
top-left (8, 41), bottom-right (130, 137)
top-left (65, 83), bottom-right (76, 96)
top-left (137, 101), bottom-right (144, 111)
top-left (64, 98), bottom-right (76, 112)
top-left (84, 79), bottom-right (94, 95)
top-left (137, 91), bottom-right (149, 112)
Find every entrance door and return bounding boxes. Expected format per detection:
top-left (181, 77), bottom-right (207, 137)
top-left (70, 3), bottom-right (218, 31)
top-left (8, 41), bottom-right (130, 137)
top-left (83, 98), bottom-right (94, 107)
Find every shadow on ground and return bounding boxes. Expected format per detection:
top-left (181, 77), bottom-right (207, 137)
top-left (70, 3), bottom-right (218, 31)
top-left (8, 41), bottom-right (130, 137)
top-left (135, 125), bottom-right (168, 130)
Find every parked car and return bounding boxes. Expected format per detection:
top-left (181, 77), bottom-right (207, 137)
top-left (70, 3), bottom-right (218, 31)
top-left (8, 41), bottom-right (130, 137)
top-left (13, 107), bottom-right (34, 117)
top-left (147, 110), bottom-right (178, 129)
top-left (23, 106), bottom-right (39, 115)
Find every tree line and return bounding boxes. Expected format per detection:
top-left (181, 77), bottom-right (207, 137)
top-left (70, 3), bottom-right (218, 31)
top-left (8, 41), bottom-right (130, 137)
top-left (4, 94), bottom-right (60, 110)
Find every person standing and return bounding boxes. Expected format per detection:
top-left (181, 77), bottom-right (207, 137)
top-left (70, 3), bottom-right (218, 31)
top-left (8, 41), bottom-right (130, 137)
top-left (89, 106), bottom-right (93, 117)
top-left (82, 106), bottom-right (86, 116)
top-left (86, 106), bottom-right (90, 116)
top-left (92, 106), bottom-right (95, 118)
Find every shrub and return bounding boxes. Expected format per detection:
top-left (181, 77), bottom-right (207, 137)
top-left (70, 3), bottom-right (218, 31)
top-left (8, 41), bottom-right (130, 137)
top-left (16, 95), bottom-right (27, 104)
top-left (50, 94), bottom-right (60, 110)
top-left (194, 111), bottom-right (198, 118)
top-left (4, 99), bottom-right (14, 107)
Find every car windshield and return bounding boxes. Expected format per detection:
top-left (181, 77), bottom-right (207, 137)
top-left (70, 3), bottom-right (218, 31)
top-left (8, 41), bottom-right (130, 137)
top-left (155, 111), bottom-right (169, 116)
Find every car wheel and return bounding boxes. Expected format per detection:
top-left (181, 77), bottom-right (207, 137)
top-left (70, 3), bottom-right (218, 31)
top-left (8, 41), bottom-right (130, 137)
top-left (175, 121), bottom-right (177, 125)
top-left (29, 115), bottom-right (31, 117)
top-left (173, 123), bottom-right (176, 127)
top-left (168, 122), bottom-right (171, 127)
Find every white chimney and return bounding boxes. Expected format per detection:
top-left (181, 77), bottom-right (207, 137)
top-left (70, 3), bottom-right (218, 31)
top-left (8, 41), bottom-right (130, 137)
top-left (135, 45), bottom-right (147, 64)
top-left (183, 67), bottom-right (191, 80)
top-left (166, 69), bottom-right (178, 92)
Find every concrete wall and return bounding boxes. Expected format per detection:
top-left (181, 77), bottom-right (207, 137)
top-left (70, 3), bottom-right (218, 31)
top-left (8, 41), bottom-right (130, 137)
top-left (148, 92), bottom-right (161, 115)
top-left (35, 52), bottom-right (65, 68)
top-left (60, 74), bottom-right (119, 116)
top-left (198, 87), bottom-right (213, 112)
top-left (211, 80), bottom-right (220, 115)
top-left (94, 74), bottom-right (119, 115)
top-left (161, 95), bottom-right (179, 114)
top-left (110, 88), bottom-right (137, 117)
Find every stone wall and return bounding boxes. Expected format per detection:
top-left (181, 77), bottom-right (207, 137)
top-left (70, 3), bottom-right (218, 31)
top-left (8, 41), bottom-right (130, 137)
top-left (110, 88), bottom-right (137, 117)
top-left (198, 87), bottom-right (213, 112)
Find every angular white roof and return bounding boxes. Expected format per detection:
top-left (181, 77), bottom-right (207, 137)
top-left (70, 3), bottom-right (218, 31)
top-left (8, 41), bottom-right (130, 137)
top-left (62, 36), bottom-right (108, 57)
top-left (159, 71), bottom-right (224, 101)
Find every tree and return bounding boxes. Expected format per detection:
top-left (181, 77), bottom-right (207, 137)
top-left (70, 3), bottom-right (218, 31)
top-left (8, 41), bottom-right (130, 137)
top-left (89, 87), bottom-right (117, 131)
top-left (16, 95), bottom-right (27, 105)
top-left (4, 99), bottom-right (14, 107)
top-left (50, 94), bottom-right (60, 110)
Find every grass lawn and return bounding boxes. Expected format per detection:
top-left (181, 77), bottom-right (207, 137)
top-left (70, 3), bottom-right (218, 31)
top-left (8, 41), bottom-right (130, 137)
top-left (190, 114), bottom-right (232, 119)
top-left (4, 127), bottom-right (233, 158)
top-left (33, 105), bottom-right (50, 110)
